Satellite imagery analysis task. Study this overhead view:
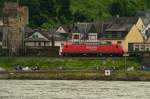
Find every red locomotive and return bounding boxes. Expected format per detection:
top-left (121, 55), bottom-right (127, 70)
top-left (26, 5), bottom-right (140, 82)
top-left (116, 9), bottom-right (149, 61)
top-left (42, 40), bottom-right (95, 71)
top-left (61, 42), bottom-right (124, 56)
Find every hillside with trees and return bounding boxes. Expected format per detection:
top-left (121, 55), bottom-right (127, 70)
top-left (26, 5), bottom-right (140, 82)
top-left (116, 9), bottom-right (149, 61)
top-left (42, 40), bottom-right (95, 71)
top-left (0, 0), bottom-right (150, 28)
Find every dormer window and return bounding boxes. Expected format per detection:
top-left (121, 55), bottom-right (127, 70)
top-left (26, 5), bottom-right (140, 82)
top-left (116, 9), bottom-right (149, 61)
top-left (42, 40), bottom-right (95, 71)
top-left (88, 33), bottom-right (97, 40)
top-left (73, 34), bottom-right (80, 39)
top-left (32, 34), bottom-right (39, 39)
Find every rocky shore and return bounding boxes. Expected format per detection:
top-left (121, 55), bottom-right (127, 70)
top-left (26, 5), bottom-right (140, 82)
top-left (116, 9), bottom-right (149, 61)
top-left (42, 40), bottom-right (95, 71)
top-left (1, 70), bottom-right (150, 81)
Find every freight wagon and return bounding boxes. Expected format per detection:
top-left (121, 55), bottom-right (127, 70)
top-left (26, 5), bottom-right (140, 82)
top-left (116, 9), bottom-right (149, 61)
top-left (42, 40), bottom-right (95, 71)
top-left (128, 43), bottom-right (150, 56)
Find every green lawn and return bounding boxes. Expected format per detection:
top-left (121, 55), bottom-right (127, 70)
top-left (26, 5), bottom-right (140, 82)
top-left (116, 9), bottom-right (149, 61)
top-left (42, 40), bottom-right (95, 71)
top-left (0, 57), bottom-right (142, 70)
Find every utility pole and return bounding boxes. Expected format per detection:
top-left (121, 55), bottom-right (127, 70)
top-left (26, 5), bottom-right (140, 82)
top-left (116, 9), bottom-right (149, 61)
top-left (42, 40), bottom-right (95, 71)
top-left (50, 29), bottom-right (55, 47)
top-left (123, 53), bottom-right (129, 71)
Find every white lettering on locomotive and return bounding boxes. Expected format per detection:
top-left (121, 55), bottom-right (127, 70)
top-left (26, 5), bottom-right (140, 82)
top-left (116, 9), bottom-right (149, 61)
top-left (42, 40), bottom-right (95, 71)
top-left (86, 46), bottom-right (97, 51)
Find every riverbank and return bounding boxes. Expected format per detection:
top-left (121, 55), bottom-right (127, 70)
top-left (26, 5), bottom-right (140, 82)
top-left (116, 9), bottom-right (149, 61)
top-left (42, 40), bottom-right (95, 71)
top-left (0, 57), bottom-right (141, 70)
top-left (0, 57), bottom-right (149, 81)
top-left (1, 70), bottom-right (150, 81)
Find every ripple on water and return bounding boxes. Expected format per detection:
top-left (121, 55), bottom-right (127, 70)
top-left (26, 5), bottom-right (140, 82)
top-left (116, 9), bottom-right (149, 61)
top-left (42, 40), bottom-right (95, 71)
top-left (0, 80), bottom-right (150, 99)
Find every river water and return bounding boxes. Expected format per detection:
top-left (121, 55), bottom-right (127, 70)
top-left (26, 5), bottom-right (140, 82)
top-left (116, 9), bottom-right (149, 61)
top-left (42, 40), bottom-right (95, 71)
top-left (0, 80), bottom-right (150, 99)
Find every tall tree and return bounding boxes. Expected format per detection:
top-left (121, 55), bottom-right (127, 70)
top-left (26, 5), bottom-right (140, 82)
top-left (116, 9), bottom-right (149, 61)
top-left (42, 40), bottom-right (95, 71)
top-left (109, 0), bottom-right (128, 17)
top-left (20, 0), bottom-right (42, 27)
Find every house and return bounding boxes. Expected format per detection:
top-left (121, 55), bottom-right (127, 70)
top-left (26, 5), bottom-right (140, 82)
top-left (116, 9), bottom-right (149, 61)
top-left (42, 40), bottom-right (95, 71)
top-left (56, 25), bottom-right (71, 45)
top-left (87, 24), bottom-right (99, 43)
top-left (94, 18), bottom-right (115, 40)
top-left (114, 17), bottom-right (145, 33)
top-left (56, 25), bottom-right (71, 34)
top-left (136, 11), bottom-right (150, 27)
top-left (103, 23), bottom-right (144, 52)
top-left (24, 29), bottom-right (61, 56)
top-left (140, 17), bottom-right (150, 39)
top-left (71, 17), bottom-right (145, 45)
top-left (142, 23), bottom-right (150, 39)
top-left (25, 29), bottom-right (51, 47)
top-left (71, 23), bottom-right (100, 43)
top-left (136, 11), bottom-right (150, 39)
top-left (25, 28), bottom-right (67, 47)
top-left (147, 34), bottom-right (150, 43)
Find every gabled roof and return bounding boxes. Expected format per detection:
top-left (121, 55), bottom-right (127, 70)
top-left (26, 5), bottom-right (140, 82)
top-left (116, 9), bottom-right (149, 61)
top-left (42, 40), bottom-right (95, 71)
top-left (105, 24), bottom-right (132, 32)
top-left (71, 23), bottom-right (96, 33)
top-left (94, 19), bottom-right (114, 33)
top-left (24, 26), bottom-right (34, 33)
top-left (36, 29), bottom-right (51, 40)
top-left (141, 17), bottom-right (150, 26)
top-left (71, 25), bottom-right (80, 33)
top-left (114, 17), bottom-right (139, 24)
top-left (88, 24), bottom-right (97, 33)
top-left (25, 29), bottom-right (51, 40)
top-left (136, 11), bottom-right (150, 17)
top-left (24, 27), bottom-right (34, 38)
top-left (136, 11), bottom-right (150, 26)
top-left (56, 25), bottom-right (72, 34)
top-left (25, 28), bottom-right (67, 41)
top-left (76, 23), bottom-right (91, 33)
top-left (25, 38), bottom-right (50, 42)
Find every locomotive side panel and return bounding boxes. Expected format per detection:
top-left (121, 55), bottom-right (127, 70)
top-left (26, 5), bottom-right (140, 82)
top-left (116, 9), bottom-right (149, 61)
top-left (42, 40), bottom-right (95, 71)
top-left (61, 43), bottom-right (124, 56)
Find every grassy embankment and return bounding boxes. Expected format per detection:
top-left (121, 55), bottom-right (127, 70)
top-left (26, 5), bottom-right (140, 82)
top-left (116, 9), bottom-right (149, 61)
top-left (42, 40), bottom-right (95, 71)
top-left (1, 57), bottom-right (150, 81)
top-left (0, 57), bottom-right (141, 70)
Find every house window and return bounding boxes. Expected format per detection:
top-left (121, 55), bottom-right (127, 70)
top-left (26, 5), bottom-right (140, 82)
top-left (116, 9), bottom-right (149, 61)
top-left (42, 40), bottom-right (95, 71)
top-left (106, 41), bottom-right (112, 44)
top-left (44, 42), bottom-right (46, 46)
top-left (117, 41), bottom-right (122, 44)
top-left (112, 34), bottom-right (117, 37)
top-left (89, 34), bottom-right (97, 40)
top-left (73, 34), bottom-right (79, 39)
top-left (146, 30), bottom-right (149, 35)
top-left (34, 42), bottom-right (36, 46)
top-left (107, 34), bottom-right (112, 38)
top-left (117, 34), bottom-right (122, 38)
top-left (3, 41), bottom-right (6, 47)
top-left (33, 35), bottom-right (39, 39)
top-left (38, 42), bottom-right (41, 46)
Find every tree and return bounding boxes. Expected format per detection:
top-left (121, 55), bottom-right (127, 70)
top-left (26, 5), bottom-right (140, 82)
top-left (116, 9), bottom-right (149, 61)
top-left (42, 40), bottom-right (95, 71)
top-left (109, 0), bottom-right (128, 17)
